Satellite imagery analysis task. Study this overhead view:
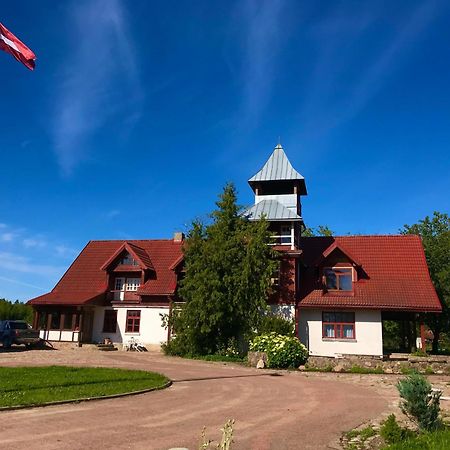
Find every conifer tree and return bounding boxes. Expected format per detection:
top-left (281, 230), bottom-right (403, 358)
top-left (171, 183), bottom-right (277, 355)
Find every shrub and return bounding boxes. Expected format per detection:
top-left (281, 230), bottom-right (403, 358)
top-left (258, 314), bottom-right (294, 336)
top-left (380, 414), bottom-right (415, 444)
top-left (249, 332), bottom-right (308, 369)
top-left (397, 373), bottom-right (443, 431)
top-left (161, 336), bottom-right (191, 357)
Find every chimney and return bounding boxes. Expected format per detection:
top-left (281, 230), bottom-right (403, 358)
top-left (173, 232), bottom-right (184, 242)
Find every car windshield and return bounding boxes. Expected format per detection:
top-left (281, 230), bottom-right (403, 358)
top-left (10, 322), bottom-right (28, 330)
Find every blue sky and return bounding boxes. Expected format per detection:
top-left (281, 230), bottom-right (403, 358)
top-left (1, 0), bottom-right (449, 301)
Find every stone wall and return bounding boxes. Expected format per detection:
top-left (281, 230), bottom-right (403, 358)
top-left (305, 354), bottom-right (450, 374)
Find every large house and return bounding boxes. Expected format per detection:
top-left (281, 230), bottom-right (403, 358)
top-left (28, 144), bottom-right (442, 357)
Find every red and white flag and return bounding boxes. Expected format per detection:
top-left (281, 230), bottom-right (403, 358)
top-left (0, 22), bottom-right (36, 70)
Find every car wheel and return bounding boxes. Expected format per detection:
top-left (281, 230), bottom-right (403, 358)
top-left (3, 338), bottom-right (12, 349)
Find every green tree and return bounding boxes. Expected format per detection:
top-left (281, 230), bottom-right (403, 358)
top-left (400, 212), bottom-right (450, 353)
top-left (302, 225), bottom-right (334, 237)
top-left (169, 183), bottom-right (278, 356)
top-left (0, 299), bottom-right (33, 323)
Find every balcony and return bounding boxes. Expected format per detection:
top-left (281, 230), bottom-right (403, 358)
top-left (107, 291), bottom-right (140, 302)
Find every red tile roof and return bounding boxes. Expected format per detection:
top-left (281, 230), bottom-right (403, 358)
top-left (299, 235), bottom-right (442, 312)
top-left (28, 240), bottom-right (183, 306)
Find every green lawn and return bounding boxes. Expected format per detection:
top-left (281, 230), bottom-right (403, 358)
top-left (385, 429), bottom-right (450, 450)
top-left (0, 366), bottom-right (169, 408)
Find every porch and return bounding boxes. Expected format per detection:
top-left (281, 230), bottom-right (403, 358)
top-left (32, 306), bottom-right (95, 344)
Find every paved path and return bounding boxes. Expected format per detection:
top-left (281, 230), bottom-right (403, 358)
top-left (0, 349), bottom-right (399, 449)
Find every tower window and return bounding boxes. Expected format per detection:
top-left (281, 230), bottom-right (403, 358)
top-left (280, 225), bottom-right (291, 244)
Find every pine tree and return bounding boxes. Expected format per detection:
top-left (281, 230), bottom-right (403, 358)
top-left (170, 183), bottom-right (278, 355)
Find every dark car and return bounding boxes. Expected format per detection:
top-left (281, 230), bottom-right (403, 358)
top-left (0, 320), bottom-right (40, 348)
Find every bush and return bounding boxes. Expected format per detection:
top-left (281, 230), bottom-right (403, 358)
top-left (380, 414), bottom-right (415, 444)
top-left (258, 315), bottom-right (294, 336)
top-left (249, 332), bottom-right (308, 369)
top-left (397, 373), bottom-right (443, 431)
top-left (161, 336), bottom-right (191, 357)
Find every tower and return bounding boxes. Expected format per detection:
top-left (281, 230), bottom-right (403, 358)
top-left (245, 144), bottom-right (307, 250)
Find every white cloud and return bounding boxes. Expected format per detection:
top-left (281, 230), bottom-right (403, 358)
top-left (22, 238), bottom-right (47, 249)
top-left (52, 0), bottom-right (143, 175)
top-left (297, 1), bottom-right (440, 139)
top-left (0, 276), bottom-right (45, 291)
top-left (234, 0), bottom-right (287, 128)
top-left (0, 232), bottom-right (16, 242)
top-left (0, 252), bottom-right (64, 277)
top-left (54, 245), bottom-right (78, 258)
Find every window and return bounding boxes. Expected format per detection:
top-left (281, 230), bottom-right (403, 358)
top-left (114, 277), bottom-right (140, 292)
top-left (119, 253), bottom-right (139, 265)
top-left (115, 277), bottom-right (125, 291)
top-left (50, 312), bottom-right (61, 330)
top-left (126, 310), bottom-right (140, 333)
top-left (126, 278), bottom-right (141, 291)
top-left (280, 225), bottom-right (292, 244)
top-left (324, 267), bottom-right (353, 291)
top-left (322, 312), bottom-right (355, 339)
top-left (63, 313), bottom-right (73, 330)
top-left (103, 310), bottom-right (117, 333)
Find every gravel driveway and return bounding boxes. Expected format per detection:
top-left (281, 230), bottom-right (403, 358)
top-left (0, 348), bottom-right (442, 450)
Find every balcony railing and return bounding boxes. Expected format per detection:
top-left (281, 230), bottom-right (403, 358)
top-left (270, 234), bottom-right (293, 246)
top-left (107, 291), bottom-right (140, 302)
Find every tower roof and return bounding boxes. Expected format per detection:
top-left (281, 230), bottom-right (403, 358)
top-left (244, 199), bottom-right (302, 222)
top-left (249, 144), bottom-right (305, 184)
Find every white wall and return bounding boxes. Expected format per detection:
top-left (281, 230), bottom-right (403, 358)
top-left (298, 309), bottom-right (383, 357)
top-left (39, 330), bottom-right (79, 342)
top-left (269, 304), bottom-right (296, 321)
top-left (92, 306), bottom-right (169, 347)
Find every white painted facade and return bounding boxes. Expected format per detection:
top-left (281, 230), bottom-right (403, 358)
top-left (298, 309), bottom-right (383, 357)
top-left (40, 330), bottom-right (80, 342)
top-left (92, 305), bottom-right (169, 347)
top-left (269, 304), bottom-right (296, 321)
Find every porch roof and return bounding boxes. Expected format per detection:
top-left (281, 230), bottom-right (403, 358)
top-left (28, 291), bottom-right (105, 306)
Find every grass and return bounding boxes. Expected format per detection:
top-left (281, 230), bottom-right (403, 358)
top-left (344, 426), bottom-right (377, 449)
top-left (187, 354), bottom-right (245, 363)
top-left (383, 428), bottom-right (450, 449)
top-left (0, 366), bottom-right (169, 408)
top-left (304, 365), bottom-right (383, 374)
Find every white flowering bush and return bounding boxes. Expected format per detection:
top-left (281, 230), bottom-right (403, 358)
top-left (249, 332), bottom-right (308, 369)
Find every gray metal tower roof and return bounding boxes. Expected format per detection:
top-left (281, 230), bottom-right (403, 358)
top-left (244, 200), bottom-right (302, 222)
top-left (248, 144), bottom-right (305, 183)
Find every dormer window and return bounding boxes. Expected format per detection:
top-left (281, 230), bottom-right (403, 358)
top-left (324, 267), bottom-right (353, 291)
top-left (113, 277), bottom-right (141, 300)
top-left (119, 254), bottom-right (139, 266)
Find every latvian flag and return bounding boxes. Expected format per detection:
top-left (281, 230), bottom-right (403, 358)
top-left (0, 22), bottom-right (36, 70)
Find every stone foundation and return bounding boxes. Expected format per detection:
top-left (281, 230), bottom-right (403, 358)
top-left (248, 351), bottom-right (268, 367)
top-left (305, 354), bottom-right (450, 374)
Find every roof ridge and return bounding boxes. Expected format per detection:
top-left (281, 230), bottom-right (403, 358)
top-left (89, 238), bottom-right (178, 243)
top-left (301, 234), bottom-right (419, 239)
